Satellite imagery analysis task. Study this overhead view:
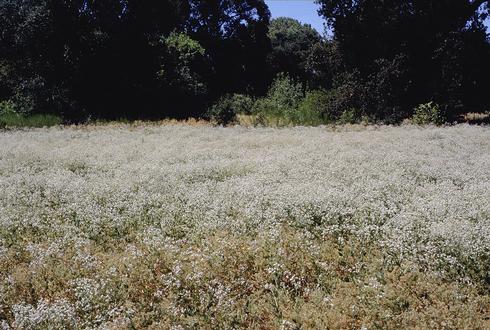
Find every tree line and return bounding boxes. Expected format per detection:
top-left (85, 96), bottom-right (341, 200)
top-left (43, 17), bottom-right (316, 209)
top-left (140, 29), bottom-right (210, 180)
top-left (1, 0), bottom-right (489, 124)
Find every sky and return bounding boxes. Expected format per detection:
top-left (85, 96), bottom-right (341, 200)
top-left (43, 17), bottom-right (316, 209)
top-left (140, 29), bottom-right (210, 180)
top-left (265, 0), bottom-right (326, 35)
top-left (265, 0), bottom-right (490, 37)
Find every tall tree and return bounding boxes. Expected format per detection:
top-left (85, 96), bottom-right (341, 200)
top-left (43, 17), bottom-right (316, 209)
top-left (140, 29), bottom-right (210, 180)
top-left (186, 0), bottom-right (271, 96)
top-left (0, 0), bottom-right (59, 114)
top-left (69, 0), bottom-right (191, 119)
top-left (157, 32), bottom-right (209, 118)
top-left (316, 0), bottom-right (490, 118)
top-left (0, 0), bottom-right (191, 119)
top-left (267, 17), bottom-right (323, 87)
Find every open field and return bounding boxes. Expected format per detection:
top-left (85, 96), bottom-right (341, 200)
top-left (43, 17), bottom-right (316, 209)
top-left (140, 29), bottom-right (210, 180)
top-left (0, 124), bottom-right (489, 329)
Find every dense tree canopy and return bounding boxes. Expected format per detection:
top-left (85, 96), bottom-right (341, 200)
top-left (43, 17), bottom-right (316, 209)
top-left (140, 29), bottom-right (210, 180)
top-left (0, 0), bottom-right (270, 119)
top-left (316, 0), bottom-right (490, 119)
top-left (0, 0), bottom-right (191, 119)
top-left (187, 0), bottom-right (271, 96)
top-left (0, 0), bottom-right (489, 122)
top-left (268, 17), bottom-right (322, 86)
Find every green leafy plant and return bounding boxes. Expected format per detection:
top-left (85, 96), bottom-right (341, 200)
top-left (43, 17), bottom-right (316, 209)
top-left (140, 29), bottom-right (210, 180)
top-left (206, 94), bottom-right (251, 125)
top-left (412, 102), bottom-right (445, 125)
top-left (294, 90), bottom-right (329, 125)
top-left (0, 113), bottom-right (62, 128)
top-left (228, 94), bottom-right (255, 115)
top-left (159, 33), bottom-right (207, 96)
top-left (0, 100), bottom-right (16, 115)
top-left (252, 74), bottom-right (304, 125)
top-left (267, 73), bottom-right (304, 116)
top-left (268, 17), bottom-right (323, 84)
top-left (338, 108), bottom-right (361, 124)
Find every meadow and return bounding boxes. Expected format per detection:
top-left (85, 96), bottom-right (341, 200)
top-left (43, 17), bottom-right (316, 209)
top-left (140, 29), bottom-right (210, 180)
top-left (0, 123), bottom-right (489, 329)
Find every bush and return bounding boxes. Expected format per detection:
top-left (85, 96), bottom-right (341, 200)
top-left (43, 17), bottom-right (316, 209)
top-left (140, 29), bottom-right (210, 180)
top-left (294, 90), bottom-right (329, 125)
top-left (338, 108), bottom-right (361, 124)
top-left (227, 94), bottom-right (255, 115)
top-left (0, 113), bottom-right (62, 128)
top-left (267, 74), bottom-right (304, 116)
top-left (0, 100), bottom-right (16, 115)
top-left (159, 33), bottom-right (207, 97)
top-left (366, 55), bottom-right (411, 123)
top-left (207, 94), bottom-right (254, 125)
top-left (251, 97), bottom-right (276, 116)
top-left (252, 74), bottom-right (305, 126)
top-left (321, 72), bottom-right (366, 123)
top-left (412, 102), bottom-right (445, 125)
top-left (250, 75), bottom-right (368, 127)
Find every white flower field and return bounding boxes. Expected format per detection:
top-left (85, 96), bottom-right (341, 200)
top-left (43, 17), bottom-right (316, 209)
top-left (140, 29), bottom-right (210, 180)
top-left (0, 124), bottom-right (489, 328)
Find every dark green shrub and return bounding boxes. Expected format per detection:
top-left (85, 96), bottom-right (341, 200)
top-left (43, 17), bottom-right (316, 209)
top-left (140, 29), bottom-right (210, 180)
top-left (159, 33), bottom-right (207, 97)
top-left (267, 74), bottom-right (304, 116)
top-left (295, 90), bottom-right (329, 125)
top-left (206, 94), bottom-right (254, 125)
top-left (228, 94), bottom-right (255, 115)
top-left (252, 97), bottom-right (276, 116)
top-left (321, 72), bottom-right (366, 123)
top-left (412, 102), bottom-right (445, 125)
top-left (365, 55), bottom-right (411, 123)
top-left (338, 108), bottom-right (361, 124)
top-left (0, 113), bottom-right (62, 128)
top-left (0, 100), bottom-right (16, 115)
top-left (252, 74), bottom-right (304, 122)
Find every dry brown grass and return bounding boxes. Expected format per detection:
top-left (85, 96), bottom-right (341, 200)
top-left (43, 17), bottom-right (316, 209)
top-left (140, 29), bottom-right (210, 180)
top-left (2, 228), bottom-right (489, 329)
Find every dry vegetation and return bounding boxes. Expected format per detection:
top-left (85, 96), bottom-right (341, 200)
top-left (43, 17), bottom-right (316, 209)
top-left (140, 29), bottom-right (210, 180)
top-left (0, 124), bottom-right (489, 329)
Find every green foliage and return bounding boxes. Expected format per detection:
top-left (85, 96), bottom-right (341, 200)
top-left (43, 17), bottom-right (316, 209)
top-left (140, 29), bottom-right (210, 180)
top-left (268, 74), bottom-right (304, 112)
top-left (251, 74), bottom-right (367, 126)
top-left (0, 100), bottom-right (15, 115)
top-left (412, 102), bottom-right (445, 125)
top-left (11, 88), bottom-right (37, 115)
top-left (164, 33), bottom-right (205, 59)
top-left (338, 108), bottom-right (360, 124)
top-left (252, 97), bottom-right (274, 116)
top-left (251, 76), bottom-right (360, 127)
top-left (268, 17), bottom-right (324, 85)
top-left (0, 113), bottom-right (61, 128)
top-left (316, 0), bottom-right (490, 119)
top-left (295, 90), bottom-right (329, 125)
top-left (319, 72), bottom-right (366, 122)
top-left (1, 0), bottom-right (489, 122)
top-left (253, 74), bottom-right (304, 118)
top-left (207, 93), bottom-right (255, 125)
top-left (0, 101), bottom-right (62, 128)
top-left (159, 32), bottom-right (207, 96)
top-left (207, 94), bottom-right (254, 125)
top-left (229, 94), bottom-right (255, 115)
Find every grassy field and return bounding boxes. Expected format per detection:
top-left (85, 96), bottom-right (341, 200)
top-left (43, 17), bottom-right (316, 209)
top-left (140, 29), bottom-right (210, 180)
top-left (0, 124), bottom-right (489, 329)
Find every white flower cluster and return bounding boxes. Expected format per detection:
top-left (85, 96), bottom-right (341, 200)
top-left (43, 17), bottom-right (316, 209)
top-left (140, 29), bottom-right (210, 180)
top-left (0, 123), bottom-right (489, 327)
top-left (12, 299), bottom-right (76, 329)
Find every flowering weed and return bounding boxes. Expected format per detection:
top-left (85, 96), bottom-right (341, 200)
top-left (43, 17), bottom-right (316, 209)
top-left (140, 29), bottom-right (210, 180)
top-left (0, 124), bottom-right (489, 328)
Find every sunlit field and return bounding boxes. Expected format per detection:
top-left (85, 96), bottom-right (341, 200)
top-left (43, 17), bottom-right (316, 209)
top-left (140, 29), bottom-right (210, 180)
top-left (1, 124), bottom-right (489, 329)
